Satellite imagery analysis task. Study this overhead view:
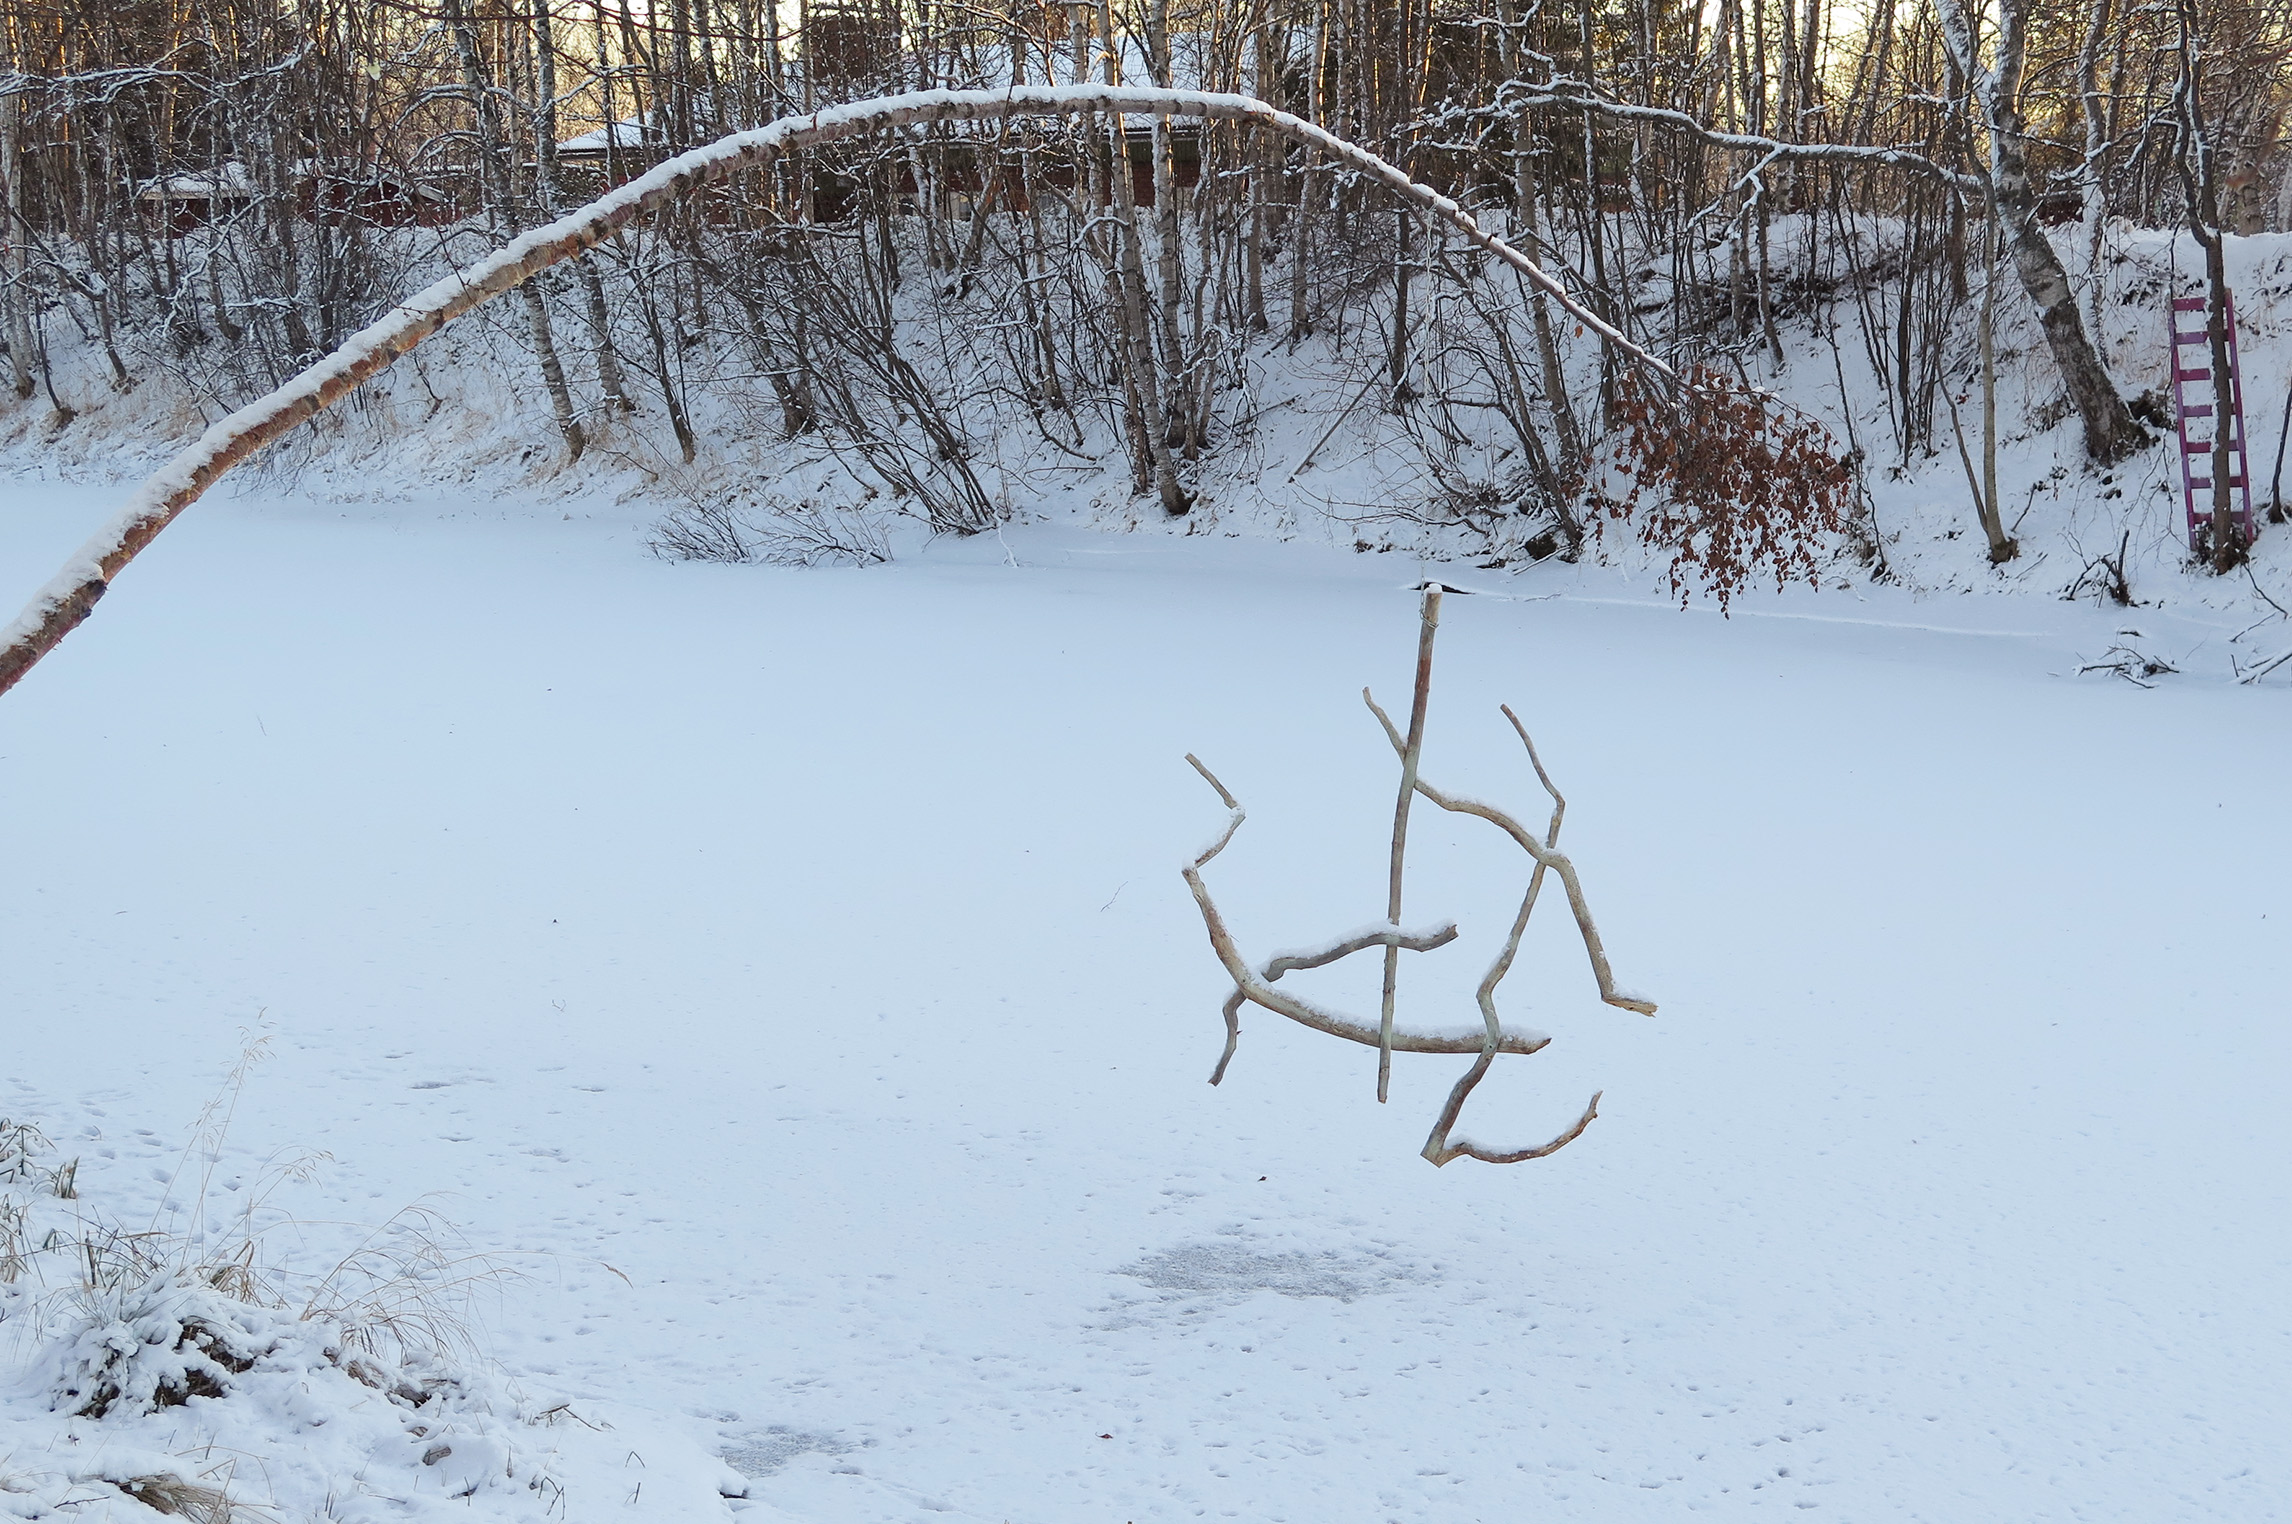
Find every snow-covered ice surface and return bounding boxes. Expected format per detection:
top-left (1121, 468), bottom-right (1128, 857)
top-left (4, 472), bottom-right (2291, 1521)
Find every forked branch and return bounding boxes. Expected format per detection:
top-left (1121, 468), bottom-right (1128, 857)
top-left (1182, 756), bottom-right (1545, 1065)
top-left (1361, 693), bottom-right (1655, 1021)
top-left (1184, 589), bottom-right (1654, 1166)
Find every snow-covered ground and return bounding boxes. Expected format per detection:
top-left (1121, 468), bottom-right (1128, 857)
top-left (15, 222), bottom-right (2292, 630)
top-left (4, 473), bottom-right (2291, 1521)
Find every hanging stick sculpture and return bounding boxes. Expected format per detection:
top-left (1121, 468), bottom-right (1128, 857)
top-left (1182, 585), bottom-right (1655, 1165)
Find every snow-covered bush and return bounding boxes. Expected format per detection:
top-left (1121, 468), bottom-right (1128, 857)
top-left (52, 1268), bottom-right (281, 1420)
top-left (0, 1100), bottom-right (750, 1522)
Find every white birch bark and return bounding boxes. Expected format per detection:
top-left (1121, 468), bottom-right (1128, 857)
top-left (0, 65), bottom-right (33, 402)
top-left (1, 83), bottom-right (1672, 698)
top-left (1935, 0), bottom-right (2146, 464)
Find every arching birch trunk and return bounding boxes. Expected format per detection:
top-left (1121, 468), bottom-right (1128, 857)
top-left (0, 84), bottom-right (1671, 700)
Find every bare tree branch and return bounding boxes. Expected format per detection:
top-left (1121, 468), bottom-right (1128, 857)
top-left (1377, 584), bottom-right (1442, 1103)
top-left (1188, 593), bottom-right (1654, 1165)
top-left (1502, 79), bottom-right (1986, 194)
top-left (1181, 760), bottom-right (1551, 1063)
top-left (0, 84), bottom-right (1672, 701)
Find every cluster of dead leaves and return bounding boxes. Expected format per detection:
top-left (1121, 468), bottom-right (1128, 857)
top-left (1602, 367), bottom-right (1855, 611)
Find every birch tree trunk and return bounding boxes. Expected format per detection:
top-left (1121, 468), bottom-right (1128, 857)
top-left (1096, 0), bottom-right (1191, 511)
top-left (1497, 0), bottom-right (1585, 482)
top-left (1977, 210), bottom-right (2009, 559)
top-left (1, 60), bottom-right (34, 402)
top-left (1937, 0), bottom-right (2146, 465)
top-left (2077, 0), bottom-right (2114, 336)
top-left (445, 0), bottom-right (588, 462)
top-left (537, 0), bottom-right (634, 416)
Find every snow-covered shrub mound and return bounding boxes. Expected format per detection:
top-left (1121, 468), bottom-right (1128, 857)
top-left (0, 1113), bottom-right (756, 1523)
top-left (51, 1268), bottom-right (285, 1419)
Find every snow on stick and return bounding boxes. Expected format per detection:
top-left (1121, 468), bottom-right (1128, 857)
top-left (0, 84), bottom-right (1670, 701)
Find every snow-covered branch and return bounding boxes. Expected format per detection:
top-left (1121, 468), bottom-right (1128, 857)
top-left (1361, 688), bottom-right (1656, 1023)
top-left (1502, 80), bottom-right (1985, 196)
top-left (0, 83), bottom-right (1670, 700)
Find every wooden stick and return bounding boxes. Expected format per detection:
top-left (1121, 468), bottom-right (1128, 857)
top-left (1364, 691), bottom-right (1655, 1020)
top-left (1180, 761), bottom-right (1550, 1062)
top-left (1378, 584), bottom-right (1441, 1103)
top-left (1421, 708), bottom-right (1590, 1166)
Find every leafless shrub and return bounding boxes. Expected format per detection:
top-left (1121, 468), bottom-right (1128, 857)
top-left (2078, 639), bottom-right (2180, 686)
top-left (770, 218), bottom-right (1001, 535)
top-left (652, 495), bottom-right (893, 568)
top-left (2232, 569), bottom-right (2292, 683)
top-left (2065, 529), bottom-right (2136, 605)
top-left (749, 506), bottom-right (895, 569)
top-left (649, 498), bottom-right (757, 563)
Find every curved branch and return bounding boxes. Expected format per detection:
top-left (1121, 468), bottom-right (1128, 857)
top-left (1181, 766), bottom-right (1551, 1066)
top-left (0, 84), bottom-right (1671, 700)
top-left (1264, 921), bottom-right (1459, 979)
top-left (1364, 691), bottom-right (1656, 1020)
top-left (1427, 1088), bottom-right (1602, 1166)
top-left (1211, 918), bottom-right (1460, 1086)
top-left (1506, 79), bottom-right (1983, 196)
top-left (1420, 705), bottom-right (1594, 1166)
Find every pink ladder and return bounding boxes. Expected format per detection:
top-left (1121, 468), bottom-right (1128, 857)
top-left (2170, 292), bottom-right (2256, 553)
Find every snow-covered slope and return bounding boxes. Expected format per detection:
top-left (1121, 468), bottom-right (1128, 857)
top-left (11, 219), bottom-right (2292, 640)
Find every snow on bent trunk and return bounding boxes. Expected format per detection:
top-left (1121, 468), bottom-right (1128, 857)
top-left (0, 85), bottom-right (1675, 701)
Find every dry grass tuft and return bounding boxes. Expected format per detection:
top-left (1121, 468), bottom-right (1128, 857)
top-left (1, 1117), bottom-right (77, 1199)
top-left (117, 1473), bottom-right (245, 1523)
top-left (0, 1197), bottom-right (25, 1284)
top-left (16, 1038), bottom-right (513, 1421)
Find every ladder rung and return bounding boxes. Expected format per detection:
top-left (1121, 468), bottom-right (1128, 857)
top-left (2172, 297), bottom-right (2208, 311)
top-left (2175, 331), bottom-right (2214, 345)
top-left (2176, 367), bottom-right (2212, 381)
top-left (2182, 403), bottom-right (2215, 418)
